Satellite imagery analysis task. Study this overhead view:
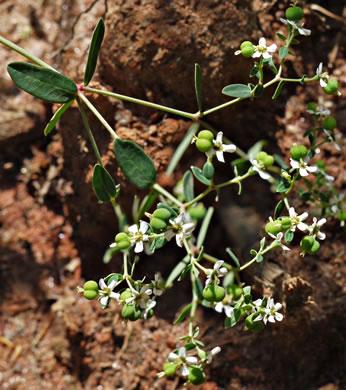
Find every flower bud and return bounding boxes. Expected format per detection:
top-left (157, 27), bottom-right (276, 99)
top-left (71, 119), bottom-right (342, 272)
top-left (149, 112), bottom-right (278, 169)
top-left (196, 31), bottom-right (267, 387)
top-left (290, 145), bottom-right (308, 161)
top-left (163, 362), bottom-right (177, 377)
top-left (196, 138), bottom-right (213, 152)
top-left (188, 367), bottom-right (206, 385)
top-left (285, 6), bottom-right (304, 21)
top-left (202, 161), bottom-right (214, 179)
top-left (322, 116), bottom-right (337, 130)
top-left (265, 220), bottom-right (282, 235)
top-left (202, 285), bottom-right (226, 302)
top-left (188, 204), bottom-right (207, 220)
top-left (323, 79), bottom-right (339, 95)
top-left (150, 217), bottom-right (167, 231)
top-left (153, 208), bottom-right (171, 221)
top-left (198, 130), bottom-right (214, 141)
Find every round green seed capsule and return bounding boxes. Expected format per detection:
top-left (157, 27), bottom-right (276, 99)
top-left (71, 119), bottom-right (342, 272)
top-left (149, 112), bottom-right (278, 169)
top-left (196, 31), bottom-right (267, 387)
top-left (240, 41), bottom-right (253, 50)
top-left (163, 363), bottom-right (177, 377)
top-left (229, 285), bottom-right (243, 300)
top-left (117, 239), bottom-right (131, 250)
top-left (115, 232), bottom-right (129, 243)
top-left (129, 307), bottom-right (142, 322)
top-left (323, 79), bottom-right (339, 95)
top-left (196, 138), bottom-right (213, 152)
top-left (280, 217), bottom-right (291, 230)
top-left (308, 239), bottom-right (320, 254)
top-left (202, 161), bottom-right (214, 179)
top-left (202, 285), bottom-right (226, 302)
top-left (150, 217), bottom-right (167, 231)
top-left (285, 6), bottom-right (304, 21)
top-left (153, 208), bottom-right (171, 221)
top-left (83, 280), bottom-right (99, 292)
top-left (120, 289), bottom-right (132, 302)
top-left (300, 236), bottom-right (314, 252)
top-left (265, 220), bottom-right (282, 235)
top-left (256, 151), bottom-right (268, 162)
top-left (322, 116), bottom-right (337, 130)
top-left (249, 320), bottom-right (265, 333)
top-left (188, 204), bottom-right (207, 220)
top-left (188, 367), bottom-right (206, 386)
top-left (83, 289), bottom-right (99, 300)
top-left (198, 130), bottom-right (214, 141)
top-left (290, 145), bottom-right (308, 161)
top-left (241, 45), bottom-right (255, 58)
top-left (263, 155), bottom-right (274, 168)
top-left (122, 304), bottom-right (135, 319)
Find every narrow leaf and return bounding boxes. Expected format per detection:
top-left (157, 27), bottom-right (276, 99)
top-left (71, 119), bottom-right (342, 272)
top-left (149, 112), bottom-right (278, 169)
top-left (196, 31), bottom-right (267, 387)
top-left (272, 80), bottom-right (285, 100)
top-left (279, 47), bottom-right (289, 59)
top-left (92, 164), bottom-right (117, 202)
top-left (191, 166), bottom-right (210, 186)
top-left (226, 248), bottom-right (240, 268)
top-left (274, 200), bottom-right (284, 219)
top-left (84, 18), bottom-right (105, 86)
top-left (194, 63), bottom-right (203, 112)
top-left (196, 206), bottom-right (214, 249)
top-left (193, 278), bottom-right (204, 300)
top-left (114, 139), bottom-right (156, 190)
top-left (222, 83), bottom-right (252, 98)
top-left (166, 122), bottom-right (200, 175)
top-left (276, 32), bottom-right (287, 41)
top-left (165, 256), bottom-right (190, 287)
top-left (183, 171), bottom-right (194, 202)
top-left (174, 303), bottom-right (192, 324)
top-left (44, 100), bottom-right (74, 136)
top-left (253, 84), bottom-right (263, 98)
top-left (136, 191), bottom-right (158, 222)
top-left (103, 247), bottom-right (120, 263)
top-left (7, 62), bottom-right (77, 103)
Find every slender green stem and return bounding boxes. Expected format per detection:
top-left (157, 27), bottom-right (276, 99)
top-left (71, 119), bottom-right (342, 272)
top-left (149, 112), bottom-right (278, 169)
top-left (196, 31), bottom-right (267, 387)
top-left (77, 97), bottom-right (104, 166)
top-left (78, 93), bottom-right (118, 139)
top-left (152, 183), bottom-right (183, 207)
top-left (111, 199), bottom-right (126, 227)
top-left (84, 86), bottom-right (197, 121)
top-left (0, 35), bottom-right (55, 70)
top-left (203, 252), bottom-right (233, 271)
top-left (239, 245), bottom-right (272, 271)
top-left (189, 269), bottom-right (199, 337)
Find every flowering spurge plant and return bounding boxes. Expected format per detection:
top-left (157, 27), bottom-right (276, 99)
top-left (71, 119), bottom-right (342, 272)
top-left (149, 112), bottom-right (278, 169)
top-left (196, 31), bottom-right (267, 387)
top-left (1, 3), bottom-right (343, 385)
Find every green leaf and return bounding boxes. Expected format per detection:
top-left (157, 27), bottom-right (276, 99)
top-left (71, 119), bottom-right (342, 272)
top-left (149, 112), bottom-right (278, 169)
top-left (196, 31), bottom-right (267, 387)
top-left (165, 256), bottom-right (190, 287)
top-left (250, 66), bottom-right (260, 78)
top-left (196, 206), bottom-right (214, 249)
top-left (274, 199), bottom-right (284, 219)
top-left (114, 139), bottom-right (156, 190)
top-left (253, 84), bottom-right (264, 98)
top-left (92, 164), bottom-right (118, 202)
top-left (285, 230), bottom-right (294, 242)
top-left (183, 171), bottom-right (194, 202)
top-left (7, 62), bottom-right (77, 103)
top-left (174, 303), bottom-right (192, 324)
top-left (84, 18), bottom-right (105, 86)
top-left (226, 247), bottom-right (240, 268)
top-left (274, 154), bottom-right (289, 169)
top-left (272, 80), bottom-right (285, 100)
top-left (256, 254), bottom-right (263, 263)
top-left (299, 191), bottom-right (312, 201)
top-left (225, 308), bottom-right (241, 328)
top-left (263, 57), bottom-right (278, 75)
top-left (193, 278), bottom-right (204, 300)
top-left (191, 166), bottom-right (210, 186)
top-left (279, 47), bottom-right (289, 59)
top-left (276, 32), bottom-right (287, 41)
top-left (136, 191), bottom-right (158, 222)
top-left (194, 63), bottom-right (203, 112)
top-left (247, 140), bottom-right (265, 159)
top-left (166, 122), bottom-right (200, 175)
top-left (103, 247), bottom-right (120, 263)
top-left (222, 83), bottom-right (252, 98)
top-left (44, 100), bottom-right (74, 136)
top-left (276, 179), bottom-right (290, 193)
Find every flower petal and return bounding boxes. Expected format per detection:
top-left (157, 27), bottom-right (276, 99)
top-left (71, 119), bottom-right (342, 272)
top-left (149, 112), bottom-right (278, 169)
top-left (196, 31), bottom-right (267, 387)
top-left (135, 241), bottom-right (144, 253)
top-left (128, 224), bottom-right (139, 234)
top-left (223, 144), bottom-right (236, 153)
top-left (99, 278), bottom-right (107, 289)
top-left (216, 150), bottom-right (225, 163)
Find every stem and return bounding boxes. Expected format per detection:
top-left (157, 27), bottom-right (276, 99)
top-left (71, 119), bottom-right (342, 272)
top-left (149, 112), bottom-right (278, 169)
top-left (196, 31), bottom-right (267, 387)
top-left (77, 97), bottom-right (104, 166)
top-left (152, 183), bottom-right (183, 207)
top-left (0, 35), bottom-right (55, 70)
top-left (84, 86), bottom-right (197, 121)
top-left (78, 93), bottom-right (118, 139)
top-left (239, 245), bottom-right (272, 271)
top-left (111, 199), bottom-right (126, 227)
top-left (203, 253), bottom-right (233, 271)
top-left (189, 268), bottom-right (199, 337)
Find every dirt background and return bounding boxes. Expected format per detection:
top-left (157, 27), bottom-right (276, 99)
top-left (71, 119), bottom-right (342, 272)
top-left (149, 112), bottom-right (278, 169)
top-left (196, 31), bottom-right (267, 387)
top-left (0, 0), bottom-right (345, 389)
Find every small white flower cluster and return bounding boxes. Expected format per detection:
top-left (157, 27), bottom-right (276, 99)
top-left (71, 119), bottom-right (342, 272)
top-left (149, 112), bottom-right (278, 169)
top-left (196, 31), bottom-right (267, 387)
top-left (252, 37), bottom-right (277, 59)
top-left (253, 297), bottom-right (283, 324)
top-left (164, 212), bottom-right (195, 247)
top-left (205, 260), bottom-right (228, 287)
top-left (290, 156), bottom-right (317, 177)
top-left (206, 131), bottom-right (236, 163)
top-left (250, 158), bottom-right (273, 181)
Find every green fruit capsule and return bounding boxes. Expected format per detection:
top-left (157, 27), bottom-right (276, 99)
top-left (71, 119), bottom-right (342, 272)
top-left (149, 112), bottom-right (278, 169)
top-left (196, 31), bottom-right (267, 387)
top-left (129, 308), bottom-right (142, 322)
top-left (202, 161), bottom-right (214, 179)
top-left (263, 155), bottom-right (274, 168)
top-left (83, 289), bottom-right (99, 300)
top-left (202, 285), bottom-right (226, 302)
top-left (338, 212), bottom-right (346, 221)
top-left (280, 217), bottom-right (291, 230)
top-left (265, 220), bottom-right (282, 235)
top-left (241, 45), bottom-right (255, 58)
top-left (322, 117), bottom-right (337, 130)
top-left (285, 6), bottom-right (304, 21)
top-left (120, 289), bottom-right (132, 302)
top-left (290, 145), bottom-right (308, 161)
top-left (240, 41), bottom-right (253, 49)
top-left (196, 138), bottom-right (213, 152)
top-left (249, 320), bottom-right (265, 333)
top-left (308, 239), bottom-right (320, 254)
top-left (153, 208), bottom-right (171, 221)
top-left (229, 285), bottom-right (243, 300)
top-left (198, 130), bottom-right (214, 141)
top-left (150, 217), bottom-right (167, 231)
top-left (188, 367), bottom-right (206, 386)
top-left (115, 232), bottom-right (129, 243)
top-left (323, 79), bottom-right (339, 95)
top-left (256, 151), bottom-right (268, 162)
top-left (188, 204), bottom-right (207, 220)
top-left (117, 239), bottom-right (131, 250)
top-left (122, 304), bottom-right (135, 319)
top-left (163, 363), bottom-right (177, 377)
top-left (83, 280), bottom-right (99, 292)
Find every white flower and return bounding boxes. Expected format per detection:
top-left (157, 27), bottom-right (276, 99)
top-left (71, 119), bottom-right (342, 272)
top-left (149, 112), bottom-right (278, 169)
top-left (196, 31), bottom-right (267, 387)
top-left (289, 207), bottom-right (309, 232)
top-left (252, 37), bottom-right (277, 59)
top-left (126, 285), bottom-right (152, 309)
top-left (215, 301), bottom-right (234, 318)
top-left (168, 347), bottom-right (198, 376)
top-left (206, 131), bottom-right (236, 163)
top-left (165, 212), bottom-right (195, 247)
top-left (250, 158), bottom-right (273, 181)
top-left (151, 273), bottom-right (165, 296)
top-left (254, 297), bottom-right (283, 325)
top-left (205, 260), bottom-right (228, 287)
top-left (306, 104), bottom-right (331, 116)
top-left (290, 157), bottom-right (317, 177)
top-left (98, 278), bottom-right (120, 308)
top-left (331, 193), bottom-right (345, 214)
top-left (280, 18), bottom-right (311, 36)
top-left (128, 221), bottom-right (150, 253)
top-left (323, 129), bottom-right (341, 151)
top-left (206, 346), bottom-right (221, 364)
top-left (141, 299), bottom-right (156, 319)
top-left (307, 217), bottom-right (326, 240)
top-left (316, 62), bottom-right (329, 88)
top-left (268, 231), bottom-right (290, 251)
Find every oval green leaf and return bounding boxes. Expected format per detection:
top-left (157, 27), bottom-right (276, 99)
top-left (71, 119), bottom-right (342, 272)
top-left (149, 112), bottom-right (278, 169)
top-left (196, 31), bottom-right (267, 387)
top-left (92, 164), bottom-right (118, 202)
top-left (272, 80), bottom-right (285, 100)
top-left (183, 170), bottom-right (194, 202)
top-left (44, 100), bottom-right (74, 136)
top-left (84, 18), bottom-right (105, 86)
top-left (7, 62), bottom-right (77, 103)
top-left (114, 139), bottom-right (156, 190)
top-left (191, 166), bottom-right (210, 186)
top-left (222, 83), bottom-right (252, 98)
